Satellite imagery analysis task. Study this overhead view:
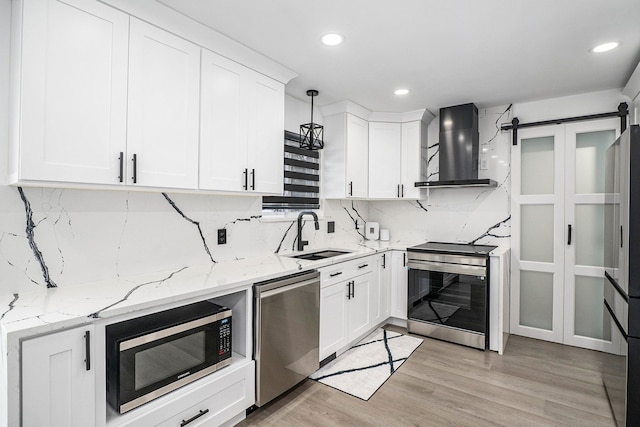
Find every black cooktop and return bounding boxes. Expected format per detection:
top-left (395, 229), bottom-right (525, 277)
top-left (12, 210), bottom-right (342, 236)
top-left (408, 241), bottom-right (497, 256)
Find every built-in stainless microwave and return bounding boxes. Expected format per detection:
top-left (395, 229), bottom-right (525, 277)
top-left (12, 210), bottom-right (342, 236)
top-left (106, 300), bottom-right (232, 414)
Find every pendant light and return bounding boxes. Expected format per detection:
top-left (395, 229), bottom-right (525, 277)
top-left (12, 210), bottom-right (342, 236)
top-left (300, 90), bottom-right (324, 150)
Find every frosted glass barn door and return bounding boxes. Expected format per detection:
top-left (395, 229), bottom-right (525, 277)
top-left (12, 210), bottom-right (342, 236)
top-left (511, 126), bottom-right (565, 343)
top-left (563, 119), bottom-right (620, 352)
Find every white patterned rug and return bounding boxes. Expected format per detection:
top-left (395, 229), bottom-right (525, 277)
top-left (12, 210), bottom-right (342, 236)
top-left (310, 328), bottom-right (423, 400)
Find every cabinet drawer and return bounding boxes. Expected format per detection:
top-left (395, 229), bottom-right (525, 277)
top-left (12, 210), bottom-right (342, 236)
top-left (320, 256), bottom-right (374, 287)
top-left (117, 360), bottom-right (254, 427)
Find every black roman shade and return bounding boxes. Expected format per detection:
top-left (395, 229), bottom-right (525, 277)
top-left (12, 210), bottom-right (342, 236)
top-left (263, 131), bottom-right (320, 210)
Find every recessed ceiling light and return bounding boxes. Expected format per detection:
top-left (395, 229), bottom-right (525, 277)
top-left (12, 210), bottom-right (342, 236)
top-left (394, 89), bottom-right (409, 96)
top-left (591, 42), bottom-right (620, 53)
top-left (321, 33), bottom-right (343, 46)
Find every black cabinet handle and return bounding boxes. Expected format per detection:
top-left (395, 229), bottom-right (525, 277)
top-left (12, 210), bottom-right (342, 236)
top-left (401, 184), bottom-right (404, 197)
top-left (349, 181), bottom-right (353, 196)
top-left (403, 253), bottom-right (406, 267)
top-left (84, 330), bottom-right (91, 371)
top-left (358, 264), bottom-right (368, 269)
top-left (242, 168), bottom-right (248, 190)
top-left (118, 152), bottom-right (124, 183)
top-left (181, 409), bottom-right (209, 427)
top-left (350, 281), bottom-right (355, 298)
top-left (382, 253), bottom-right (386, 269)
top-left (330, 271), bottom-right (343, 277)
top-left (621, 225), bottom-right (624, 248)
top-left (346, 282), bottom-right (351, 299)
top-left (397, 184), bottom-right (400, 198)
top-left (131, 154), bottom-right (137, 184)
top-left (567, 224), bottom-right (572, 245)
top-left (251, 168), bottom-right (255, 190)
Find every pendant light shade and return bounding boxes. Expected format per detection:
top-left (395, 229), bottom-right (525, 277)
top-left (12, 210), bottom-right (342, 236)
top-left (300, 89), bottom-right (324, 150)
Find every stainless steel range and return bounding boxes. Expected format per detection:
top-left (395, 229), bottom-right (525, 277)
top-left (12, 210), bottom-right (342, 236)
top-left (406, 242), bottom-right (496, 350)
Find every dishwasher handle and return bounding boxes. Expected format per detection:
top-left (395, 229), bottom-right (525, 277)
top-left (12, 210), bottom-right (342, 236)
top-left (258, 277), bottom-right (319, 299)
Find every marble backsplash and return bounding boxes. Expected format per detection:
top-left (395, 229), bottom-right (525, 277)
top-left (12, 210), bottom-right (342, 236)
top-left (0, 186), bottom-right (369, 294)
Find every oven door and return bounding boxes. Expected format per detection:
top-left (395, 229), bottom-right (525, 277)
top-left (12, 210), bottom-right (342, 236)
top-left (407, 254), bottom-right (488, 349)
top-left (117, 317), bottom-right (230, 413)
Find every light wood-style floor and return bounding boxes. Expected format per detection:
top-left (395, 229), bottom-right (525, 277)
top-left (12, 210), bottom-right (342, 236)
top-left (238, 325), bottom-right (616, 426)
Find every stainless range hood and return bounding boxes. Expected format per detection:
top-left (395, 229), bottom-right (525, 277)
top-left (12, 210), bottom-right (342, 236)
top-left (415, 103), bottom-right (497, 188)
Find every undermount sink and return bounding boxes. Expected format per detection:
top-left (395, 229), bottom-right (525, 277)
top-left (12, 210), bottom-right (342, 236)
top-left (288, 249), bottom-right (351, 261)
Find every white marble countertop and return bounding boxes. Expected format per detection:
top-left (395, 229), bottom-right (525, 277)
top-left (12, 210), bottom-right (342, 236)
top-left (0, 240), bottom-right (414, 339)
top-left (0, 239), bottom-right (506, 340)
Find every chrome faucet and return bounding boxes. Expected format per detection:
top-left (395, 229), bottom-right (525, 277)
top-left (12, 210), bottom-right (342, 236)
top-left (297, 211), bottom-right (319, 251)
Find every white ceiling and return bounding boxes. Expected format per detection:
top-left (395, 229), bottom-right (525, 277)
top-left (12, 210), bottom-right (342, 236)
top-left (159, 0), bottom-right (640, 114)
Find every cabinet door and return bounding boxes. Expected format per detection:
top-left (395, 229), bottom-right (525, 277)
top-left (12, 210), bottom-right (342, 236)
top-left (348, 273), bottom-right (372, 340)
top-left (391, 251), bottom-right (408, 320)
top-left (401, 121), bottom-right (423, 199)
top-left (22, 325), bottom-right (95, 427)
top-left (127, 18), bottom-right (200, 189)
top-left (200, 49), bottom-right (248, 191)
top-left (345, 114), bottom-right (369, 198)
top-left (246, 72), bottom-right (285, 195)
top-left (379, 253), bottom-right (392, 321)
top-left (19, 0), bottom-right (128, 184)
top-left (319, 281), bottom-right (349, 360)
top-left (368, 122), bottom-right (401, 199)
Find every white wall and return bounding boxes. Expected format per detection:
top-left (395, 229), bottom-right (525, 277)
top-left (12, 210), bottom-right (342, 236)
top-left (284, 94), bottom-right (323, 132)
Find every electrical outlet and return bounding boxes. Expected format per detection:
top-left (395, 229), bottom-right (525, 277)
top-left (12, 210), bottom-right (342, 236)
top-left (327, 221), bottom-right (335, 233)
top-left (480, 158), bottom-right (488, 170)
top-left (217, 229), bottom-right (227, 245)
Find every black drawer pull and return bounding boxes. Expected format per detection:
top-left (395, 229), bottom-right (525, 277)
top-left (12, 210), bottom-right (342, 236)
top-left (382, 253), bottom-right (386, 268)
top-left (242, 168), bottom-right (248, 190)
top-left (358, 264), bottom-right (368, 269)
top-left (118, 152), bottom-right (124, 183)
top-left (181, 409), bottom-right (209, 426)
top-left (330, 272), bottom-right (343, 277)
top-left (131, 154), bottom-right (137, 184)
top-left (84, 330), bottom-right (91, 371)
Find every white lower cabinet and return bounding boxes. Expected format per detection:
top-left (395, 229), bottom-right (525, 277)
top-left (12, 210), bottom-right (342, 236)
top-left (22, 325), bottom-right (96, 427)
top-left (390, 251), bottom-right (408, 320)
top-left (372, 252), bottom-right (392, 325)
top-left (319, 257), bottom-right (375, 360)
top-left (116, 360), bottom-right (255, 427)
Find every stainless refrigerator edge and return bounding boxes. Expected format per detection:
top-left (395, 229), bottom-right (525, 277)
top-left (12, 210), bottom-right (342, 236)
top-left (604, 124), bottom-right (640, 426)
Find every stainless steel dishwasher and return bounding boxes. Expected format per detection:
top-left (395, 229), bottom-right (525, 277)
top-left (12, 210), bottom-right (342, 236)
top-left (254, 270), bottom-right (320, 407)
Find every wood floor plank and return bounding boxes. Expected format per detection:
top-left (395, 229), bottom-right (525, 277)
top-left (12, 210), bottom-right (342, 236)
top-left (238, 327), bottom-right (616, 426)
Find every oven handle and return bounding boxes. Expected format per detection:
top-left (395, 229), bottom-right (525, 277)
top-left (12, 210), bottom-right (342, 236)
top-left (407, 260), bottom-right (486, 276)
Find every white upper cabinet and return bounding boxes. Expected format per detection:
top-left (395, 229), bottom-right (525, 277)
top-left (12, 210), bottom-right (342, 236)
top-left (368, 122), bottom-right (402, 198)
top-left (400, 120), bottom-right (426, 199)
top-left (323, 113), bottom-right (369, 198)
top-left (14, 0), bottom-right (129, 185)
top-left (200, 50), bottom-right (284, 194)
top-left (200, 50), bottom-right (247, 192)
top-left (246, 73), bottom-right (285, 194)
top-left (127, 18), bottom-right (200, 189)
top-left (368, 119), bottom-right (426, 199)
top-left (11, 0), bottom-right (290, 193)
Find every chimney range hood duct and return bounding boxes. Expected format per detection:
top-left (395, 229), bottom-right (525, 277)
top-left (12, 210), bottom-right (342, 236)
top-left (415, 103), bottom-right (497, 188)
